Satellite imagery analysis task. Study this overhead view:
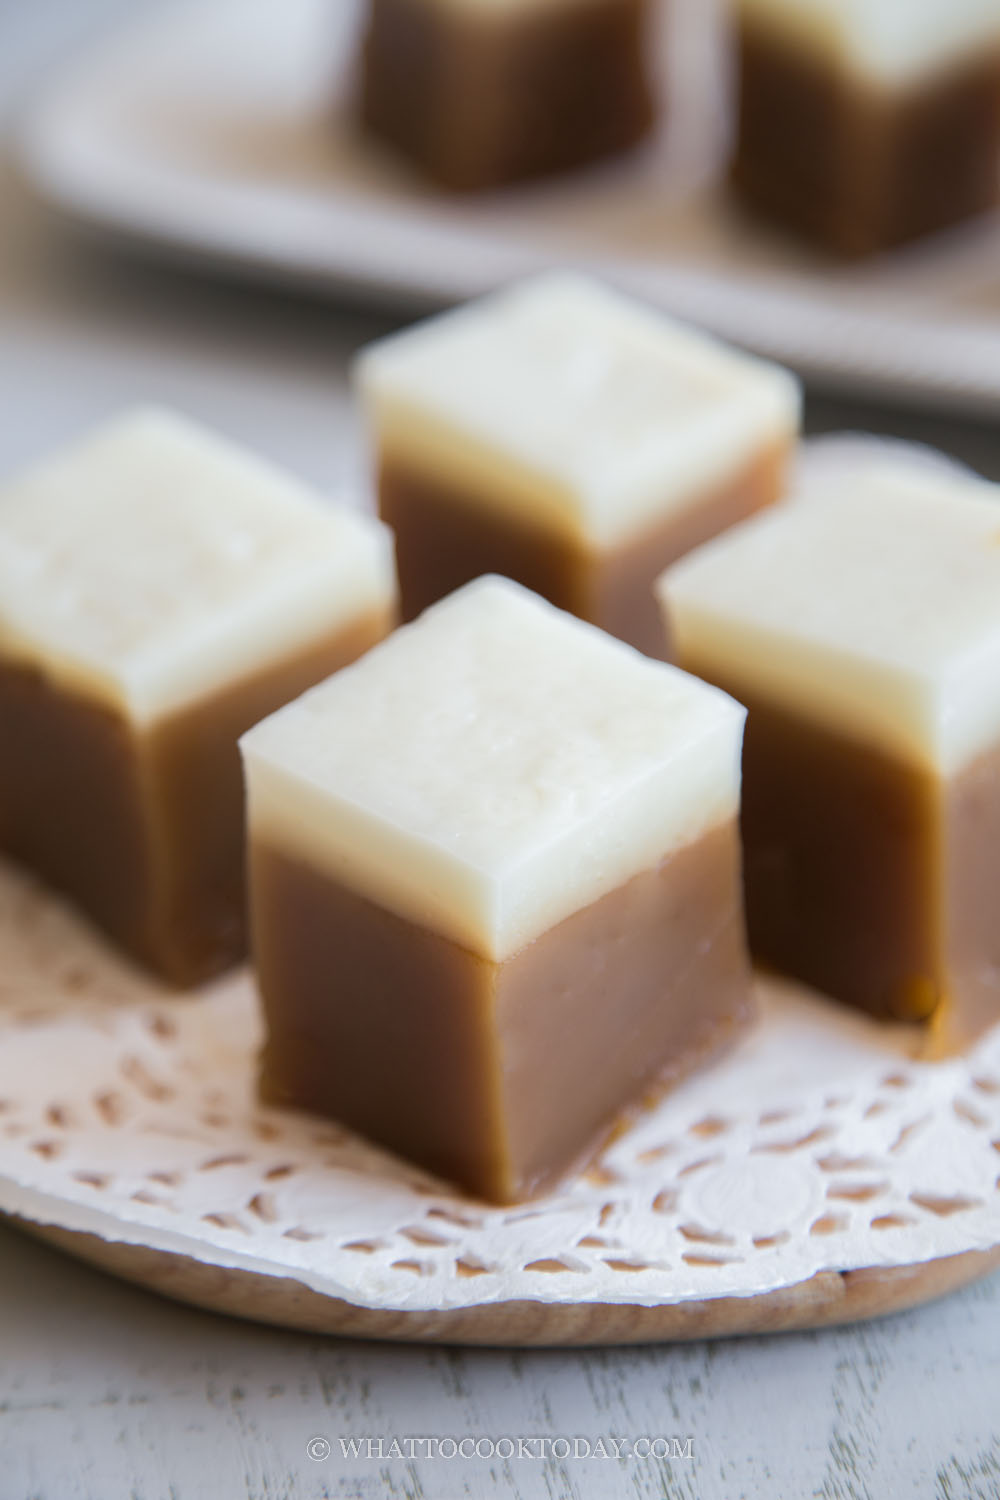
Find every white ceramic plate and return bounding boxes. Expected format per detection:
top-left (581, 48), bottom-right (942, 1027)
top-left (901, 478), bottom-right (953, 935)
top-left (15, 0), bottom-right (1000, 411)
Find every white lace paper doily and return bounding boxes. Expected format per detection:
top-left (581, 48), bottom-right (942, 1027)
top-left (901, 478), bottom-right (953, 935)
top-left (2, 438), bottom-right (999, 1321)
top-left (1, 849), bottom-right (999, 1318)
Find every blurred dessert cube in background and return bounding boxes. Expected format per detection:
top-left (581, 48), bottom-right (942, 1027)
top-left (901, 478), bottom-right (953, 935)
top-left (357, 0), bottom-right (655, 191)
top-left (731, 0), bottom-right (1000, 255)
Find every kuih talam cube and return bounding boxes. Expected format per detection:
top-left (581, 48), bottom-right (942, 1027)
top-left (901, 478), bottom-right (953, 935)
top-left (659, 464), bottom-right (1000, 1048)
top-left (358, 0), bottom-right (654, 192)
top-left (732, 0), bottom-right (1000, 254)
top-left (356, 274), bottom-right (801, 658)
top-left (242, 576), bottom-right (752, 1203)
top-left (0, 410), bottom-right (396, 986)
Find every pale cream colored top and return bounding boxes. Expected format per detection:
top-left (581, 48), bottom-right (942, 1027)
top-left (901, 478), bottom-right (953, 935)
top-left (0, 408), bottom-right (396, 722)
top-left (356, 273), bottom-right (800, 549)
top-left (660, 464), bottom-right (1000, 775)
top-left (242, 576), bottom-right (745, 960)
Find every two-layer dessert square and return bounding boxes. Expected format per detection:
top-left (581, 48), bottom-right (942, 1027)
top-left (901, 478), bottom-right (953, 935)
top-left (356, 274), bottom-right (800, 658)
top-left (242, 576), bottom-right (752, 1202)
top-left (732, 0), bottom-right (1000, 254)
top-left (358, 0), bottom-right (654, 191)
top-left (0, 409), bottom-right (397, 986)
top-left (660, 463), bottom-right (1000, 1047)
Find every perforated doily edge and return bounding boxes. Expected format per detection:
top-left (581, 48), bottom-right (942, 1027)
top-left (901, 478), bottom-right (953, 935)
top-left (5, 1173), bottom-right (999, 1316)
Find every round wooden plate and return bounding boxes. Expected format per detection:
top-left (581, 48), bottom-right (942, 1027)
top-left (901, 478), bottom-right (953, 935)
top-left (14, 1218), bottom-right (1000, 1345)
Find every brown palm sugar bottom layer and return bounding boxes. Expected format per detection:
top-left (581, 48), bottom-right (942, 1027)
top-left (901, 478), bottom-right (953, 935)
top-left (683, 669), bottom-right (1000, 1047)
top-left (379, 443), bottom-right (788, 659)
top-left (732, 23), bottom-right (1000, 256)
top-left (0, 608), bottom-right (391, 988)
top-left (253, 822), bottom-right (753, 1205)
top-left (359, 0), bottom-right (653, 193)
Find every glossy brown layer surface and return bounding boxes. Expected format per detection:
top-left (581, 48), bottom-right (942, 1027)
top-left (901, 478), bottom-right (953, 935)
top-left (253, 821), bottom-right (753, 1204)
top-left (677, 665), bottom-right (1000, 1046)
top-left (0, 609), bottom-right (391, 988)
top-left (379, 443), bottom-right (787, 657)
top-left (732, 21), bottom-right (1000, 255)
top-left (358, 0), bottom-right (654, 192)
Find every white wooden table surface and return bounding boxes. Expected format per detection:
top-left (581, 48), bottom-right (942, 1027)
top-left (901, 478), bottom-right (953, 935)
top-left (2, 6), bottom-right (1000, 1497)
